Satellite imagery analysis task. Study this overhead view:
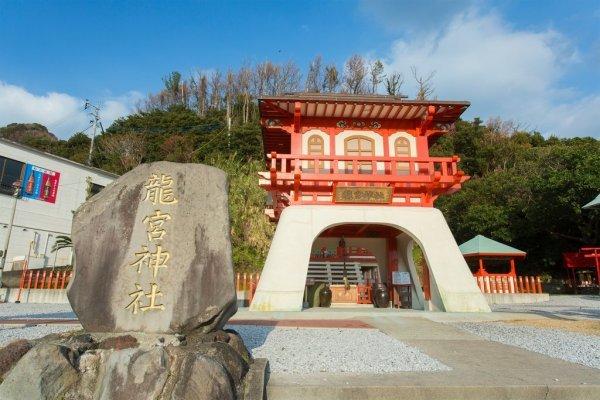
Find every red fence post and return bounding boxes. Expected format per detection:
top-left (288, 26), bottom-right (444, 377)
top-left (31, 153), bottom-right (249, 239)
top-left (34, 271), bottom-right (40, 289)
top-left (26, 271), bottom-right (33, 289)
top-left (536, 277), bottom-right (543, 294)
top-left (517, 276), bottom-right (523, 293)
top-left (40, 271), bottom-right (47, 289)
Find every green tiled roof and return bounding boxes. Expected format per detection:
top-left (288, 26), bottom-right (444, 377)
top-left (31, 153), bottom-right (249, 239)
top-left (459, 235), bottom-right (526, 257)
top-left (583, 194), bottom-right (600, 209)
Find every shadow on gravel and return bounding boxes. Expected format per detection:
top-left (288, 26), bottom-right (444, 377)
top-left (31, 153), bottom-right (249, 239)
top-left (493, 306), bottom-right (600, 320)
top-left (5, 311), bottom-right (77, 320)
top-left (226, 325), bottom-right (275, 351)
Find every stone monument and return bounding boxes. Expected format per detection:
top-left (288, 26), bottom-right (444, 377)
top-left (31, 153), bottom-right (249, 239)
top-left (0, 162), bottom-right (267, 400)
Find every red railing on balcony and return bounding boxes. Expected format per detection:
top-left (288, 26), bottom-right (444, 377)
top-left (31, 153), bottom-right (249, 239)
top-left (259, 152), bottom-right (468, 214)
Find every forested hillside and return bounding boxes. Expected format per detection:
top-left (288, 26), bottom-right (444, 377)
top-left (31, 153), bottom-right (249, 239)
top-left (2, 55), bottom-right (598, 277)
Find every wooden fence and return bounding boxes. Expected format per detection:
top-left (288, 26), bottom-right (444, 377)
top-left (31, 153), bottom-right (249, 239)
top-left (474, 275), bottom-right (543, 294)
top-left (235, 273), bottom-right (260, 303)
top-left (19, 269), bottom-right (73, 291)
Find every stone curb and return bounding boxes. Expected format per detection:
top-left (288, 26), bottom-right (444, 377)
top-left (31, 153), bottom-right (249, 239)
top-left (244, 358), bottom-right (269, 400)
top-left (267, 384), bottom-right (600, 400)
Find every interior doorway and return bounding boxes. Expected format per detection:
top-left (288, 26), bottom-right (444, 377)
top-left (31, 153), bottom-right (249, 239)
top-left (305, 223), bottom-right (426, 309)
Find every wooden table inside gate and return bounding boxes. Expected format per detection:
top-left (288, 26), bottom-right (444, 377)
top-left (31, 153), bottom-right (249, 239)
top-left (330, 284), bottom-right (358, 303)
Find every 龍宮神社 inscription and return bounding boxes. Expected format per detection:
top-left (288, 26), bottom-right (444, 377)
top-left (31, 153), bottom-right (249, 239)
top-left (67, 162), bottom-right (237, 333)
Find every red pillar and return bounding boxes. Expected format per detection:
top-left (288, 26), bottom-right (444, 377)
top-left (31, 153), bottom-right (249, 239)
top-left (416, 135), bottom-right (429, 157)
top-left (476, 258), bottom-right (486, 276)
top-left (594, 249), bottom-right (600, 289)
top-left (509, 258), bottom-right (516, 276)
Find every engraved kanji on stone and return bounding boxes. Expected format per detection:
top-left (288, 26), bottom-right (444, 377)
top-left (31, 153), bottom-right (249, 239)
top-left (144, 173), bottom-right (178, 205)
top-left (126, 282), bottom-right (165, 314)
top-left (142, 210), bottom-right (171, 242)
top-left (129, 244), bottom-right (170, 278)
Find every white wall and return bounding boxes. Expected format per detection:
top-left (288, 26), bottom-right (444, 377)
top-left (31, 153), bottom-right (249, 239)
top-left (0, 140), bottom-right (116, 269)
top-left (250, 205), bottom-right (491, 312)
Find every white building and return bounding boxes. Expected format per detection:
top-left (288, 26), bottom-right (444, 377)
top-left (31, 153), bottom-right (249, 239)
top-left (0, 138), bottom-right (117, 270)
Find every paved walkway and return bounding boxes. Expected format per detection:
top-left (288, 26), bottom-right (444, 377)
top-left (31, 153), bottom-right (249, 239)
top-left (2, 302), bottom-right (599, 398)
top-left (267, 315), bottom-right (600, 400)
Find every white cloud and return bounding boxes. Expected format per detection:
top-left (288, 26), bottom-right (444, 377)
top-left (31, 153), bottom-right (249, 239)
top-left (0, 81), bottom-right (142, 139)
top-left (380, 9), bottom-right (599, 137)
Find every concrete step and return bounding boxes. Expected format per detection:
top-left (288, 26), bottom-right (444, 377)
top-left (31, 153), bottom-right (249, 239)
top-left (267, 381), bottom-right (600, 400)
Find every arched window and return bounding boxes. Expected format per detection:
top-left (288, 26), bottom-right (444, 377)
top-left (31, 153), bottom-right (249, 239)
top-left (394, 137), bottom-right (411, 175)
top-left (395, 137), bottom-right (410, 156)
top-left (344, 135), bottom-right (374, 173)
top-left (307, 135), bottom-right (324, 170)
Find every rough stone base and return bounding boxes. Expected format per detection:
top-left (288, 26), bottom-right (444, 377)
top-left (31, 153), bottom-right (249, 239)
top-left (0, 329), bottom-right (267, 400)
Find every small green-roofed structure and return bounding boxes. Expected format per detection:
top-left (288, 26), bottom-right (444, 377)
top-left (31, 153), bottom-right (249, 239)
top-left (459, 235), bottom-right (526, 277)
top-left (459, 235), bottom-right (526, 258)
top-left (583, 194), bottom-right (600, 209)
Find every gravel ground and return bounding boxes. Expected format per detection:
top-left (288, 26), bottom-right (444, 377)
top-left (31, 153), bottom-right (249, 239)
top-left (0, 324), bottom-right (79, 347)
top-left (0, 303), bottom-right (79, 347)
top-left (0, 303), bottom-right (75, 320)
top-left (229, 325), bottom-right (450, 374)
top-left (455, 321), bottom-right (600, 369)
top-left (492, 295), bottom-right (600, 319)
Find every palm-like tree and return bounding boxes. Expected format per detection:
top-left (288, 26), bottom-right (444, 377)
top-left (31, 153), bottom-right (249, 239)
top-left (51, 235), bottom-right (72, 253)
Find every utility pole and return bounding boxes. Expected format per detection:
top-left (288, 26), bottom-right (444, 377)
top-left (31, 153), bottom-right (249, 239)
top-left (0, 182), bottom-right (21, 285)
top-left (85, 100), bottom-right (101, 166)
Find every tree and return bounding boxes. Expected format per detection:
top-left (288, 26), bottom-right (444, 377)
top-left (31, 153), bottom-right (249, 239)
top-left (305, 55), bottom-right (323, 93)
top-left (191, 72), bottom-right (208, 117)
top-left (237, 67), bottom-right (252, 123)
top-left (99, 132), bottom-right (146, 173)
top-left (343, 54), bottom-right (367, 94)
top-left (209, 70), bottom-right (223, 110)
top-left (51, 235), bottom-right (72, 253)
top-left (162, 71), bottom-right (184, 106)
top-left (160, 134), bottom-right (196, 163)
top-left (385, 72), bottom-right (404, 96)
top-left (433, 119), bottom-right (600, 277)
top-left (207, 154), bottom-right (274, 271)
top-left (225, 70), bottom-right (236, 131)
top-left (322, 64), bottom-right (340, 92)
top-left (411, 66), bottom-right (435, 100)
top-left (369, 60), bottom-right (385, 93)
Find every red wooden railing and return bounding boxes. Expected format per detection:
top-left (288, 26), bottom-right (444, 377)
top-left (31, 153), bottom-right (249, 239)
top-left (18, 269), bottom-right (73, 291)
top-left (474, 275), bottom-right (543, 294)
top-left (259, 152), bottom-right (468, 212)
top-left (235, 273), bottom-right (260, 303)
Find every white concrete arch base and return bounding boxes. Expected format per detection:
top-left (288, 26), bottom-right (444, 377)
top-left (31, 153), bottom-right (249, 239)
top-left (249, 205), bottom-right (491, 313)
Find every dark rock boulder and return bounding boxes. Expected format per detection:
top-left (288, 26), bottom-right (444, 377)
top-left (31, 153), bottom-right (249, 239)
top-left (0, 330), bottom-right (268, 400)
top-left (0, 339), bottom-right (33, 381)
top-left (0, 343), bottom-right (79, 400)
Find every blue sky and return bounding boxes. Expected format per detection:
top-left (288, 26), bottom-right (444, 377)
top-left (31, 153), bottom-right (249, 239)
top-left (1, 0), bottom-right (599, 138)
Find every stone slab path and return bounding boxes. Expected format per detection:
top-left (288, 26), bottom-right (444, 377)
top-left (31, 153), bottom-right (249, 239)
top-left (266, 316), bottom-right (600, 400)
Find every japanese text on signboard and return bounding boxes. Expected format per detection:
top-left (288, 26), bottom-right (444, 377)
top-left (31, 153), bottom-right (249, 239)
top-left (21, 164), bottom-right (60, 203)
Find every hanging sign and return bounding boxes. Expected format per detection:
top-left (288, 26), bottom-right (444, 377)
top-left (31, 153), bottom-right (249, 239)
top-left (392, 271), bottom-right (411, 285)
top-left (334, 186), bottom-right (393, 204)
top-left (21, 163), bottom-right (60, 203)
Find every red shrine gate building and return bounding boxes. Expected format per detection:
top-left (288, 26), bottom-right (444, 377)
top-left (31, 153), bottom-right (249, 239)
top-left (249, 93), bottom-right (490, 312)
